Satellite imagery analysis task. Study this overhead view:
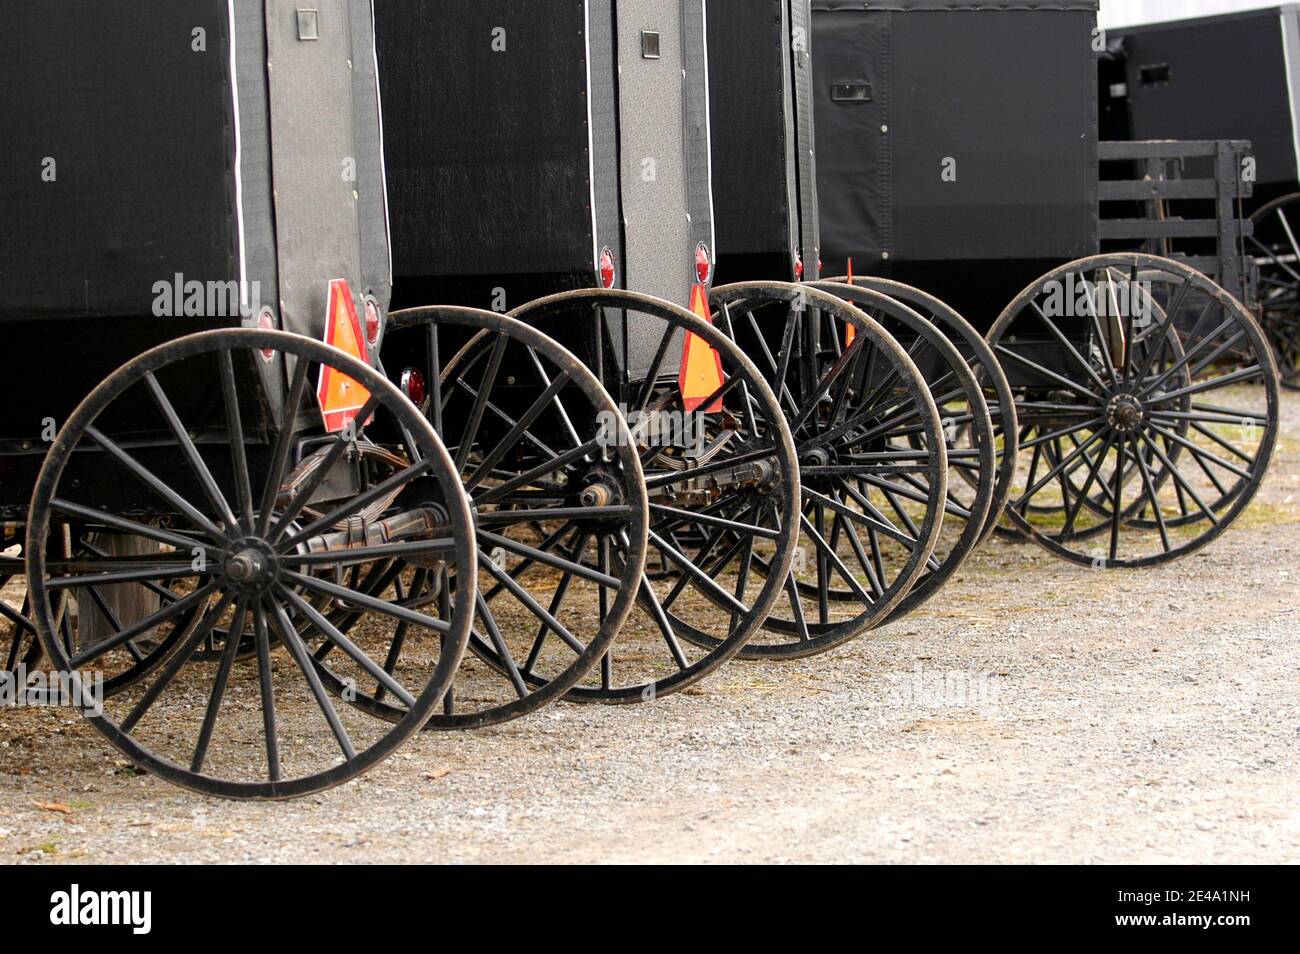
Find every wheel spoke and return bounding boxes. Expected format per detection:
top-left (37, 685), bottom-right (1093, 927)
top-left (455, 333), bottom-right (509, 473)
top-left (280, 585), bottom-right (418, 707)
top-left (85, 426), bottom-right (230, 543)
top-left (466, 371), bottom-right (572, 490)
top-left (143, 372), bottom-right (239, 530)
top-left (478, 551), bottom-right (587, 656)
top-left (118, 592), bottom-right (233, 733)
top-left (1136, 430), bottom-right (1220, 526)
top-left (476, 438), bottom-right (602, 505)
top-left (799, 512), bottom-right (871, 604)
top-left (219, 350), bottom-right (256, 530)
top-left (190, 600), bottom-right (249, 773)
top-left (284, 570), bottom-right (452, 634)
top-left (267, 598), bottom-right (356, 760)
top-left (477, 530), bottom-right (621, 589)
top-left (271, 395), bottom-right (383, 541)
top-left (256, 358), bottom-right (311, 537)
top-left (253, 601), bottom-right (281, 782)
top-left (1030, 300), bottom-right (1113, 395)
top-left (474, 591), bottom-right (530, 699)
top-left (278, 459), bottom-right (434, 551)
top-left (68, 580), bottom-right (220, 669)
top-left (645, 530), bottom-right (748, 615)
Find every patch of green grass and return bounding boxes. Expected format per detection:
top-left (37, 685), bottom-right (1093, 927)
top-left (1235, 500), bottom-right (1300, 528)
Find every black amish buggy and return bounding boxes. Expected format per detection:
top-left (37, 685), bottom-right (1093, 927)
top-left (809, 0), bottom-right (1280, 567)
top-left (706, 0), bottom-right (1010, 655)
top-left (1104, 5), bottom-right (1300, 387)
top-left (371, 0), bottom-right (805, 707)
top-left (0, 0), bottom-right (492, 800)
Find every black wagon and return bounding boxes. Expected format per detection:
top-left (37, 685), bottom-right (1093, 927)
top-left (811, 0), bottom-right (1280, 567)
top-left (705, 0), bottom-right (1011, 657)
top-left (0, 0), bottom-right (500, 799)
top-left (1104, 5), bottom-right (1300, 387)
top-left (372, 0), bottom-right (804, 705)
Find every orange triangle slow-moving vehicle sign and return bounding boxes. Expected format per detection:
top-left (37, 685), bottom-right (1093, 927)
top-left (316, 279), bottom-right (373, 434)
top-left (678, 283), bottom-right (725, 413)
top-left (844, 257), bottom-right (857, 348)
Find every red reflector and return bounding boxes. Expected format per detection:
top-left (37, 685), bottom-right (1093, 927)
top-left (400, 367), bottom-right (426, 406)
top-left (599, 247), bottom-right (616, 289)
top-left (794, 250), bottom-right (803, 281)
top-left (363, 296), bottom-right (381, 346)
top-left (317, 279), bottom-right (373, 434)
top-left (695, 243), bottom-right (712, 285)
top-left (679, 284), bottom-right (725, 414)
top-left (257, 307), bottom-right (277, 362)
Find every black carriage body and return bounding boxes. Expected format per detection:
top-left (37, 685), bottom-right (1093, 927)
top-left (374, 0), bottom-right (714, 385)
top-left (0, 0), bottom-right (390, 520)
top-left (1106, 5), bottom-right (1300, 206)
top-left (708, 0), bottom-right (819, 286)
top-left (810, 1), bottom-right (1100, 326)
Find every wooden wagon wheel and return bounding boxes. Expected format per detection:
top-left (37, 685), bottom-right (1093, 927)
top-left (1248, 191), bottom-right (1300, 389)
top-left (702, 282), bottom-right (948, 655)
top-left (506, 288), bottom-right (801, 698)
top-left (989, 253), bottom-right (1279, 568)
top-left (26, 329), bottom-right (476, 799)
top-left (311, 307), bottom-right (649, 729)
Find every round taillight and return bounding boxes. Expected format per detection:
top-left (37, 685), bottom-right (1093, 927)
top-left (695, 243), bottom-right (712, 285)
top-left (257, 307), bottom-right (276, 362)
top-left (400, 368), bottom-right (427, 406)
top-left (794, 251), bottom-right (804, 281)
top-left (363, 296), bottom-right (381, 346)
top-left (598, 247), bottom-right (616, 289)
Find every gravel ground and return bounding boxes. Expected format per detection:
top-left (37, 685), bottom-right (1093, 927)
top-left (1, 391), bottom-right (1297, 865)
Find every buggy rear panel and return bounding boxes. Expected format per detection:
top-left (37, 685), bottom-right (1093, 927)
top-left (1107, 5), bottom-right (1300, 204)
top-left (0, 0), bottom-right (390, 515)
top-left (376, 0), bottom-right (714, 384)
top-left (810, 1), bottom-right (1100, 327)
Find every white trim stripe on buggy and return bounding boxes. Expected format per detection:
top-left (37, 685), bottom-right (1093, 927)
top-left (699, 0), bottom-right (716, 257)
top-left (369, 0), bottom-right (394, 286)
top-left (584, 0), bottom-right (601, 282)
top-left (227, 0), bottom-right (249, 312)
top-left (1282, 7), bottom-right (1300, 181)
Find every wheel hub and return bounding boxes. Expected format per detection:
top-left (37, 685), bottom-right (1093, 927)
top-left (800, 446), bottom-right (833, 467)
top-left (1106, 393), bottom-right (1145, 432)
top-left (223, 540), bottom-right (279, 593)
top-left (574, 466), bottom-right (626, 522)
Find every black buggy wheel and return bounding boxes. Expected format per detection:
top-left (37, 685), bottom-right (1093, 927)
top-left (703, 282), bottom-right (948, 655)
top-left (507, 288), bottom-right (800, 699)
top-left (1249, 191), bottom-right (1300, 389)
top-left (989, 253), bottom-right (1279, 568)
top-left (26, 329), bottom-right (476, 799)
top-left (824, 275), bottom-right (1019, 546)
top-left (323, 307), bottom-right (649, 729)
top-left (806, 280), bottom-right (994, 625)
